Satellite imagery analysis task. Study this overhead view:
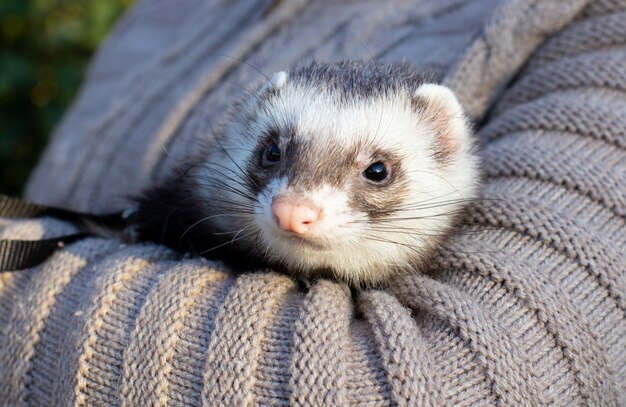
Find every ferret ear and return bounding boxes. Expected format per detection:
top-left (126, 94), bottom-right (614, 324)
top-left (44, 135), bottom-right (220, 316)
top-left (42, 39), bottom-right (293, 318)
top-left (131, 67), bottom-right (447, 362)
top-left (261, 71), bottom-right (288, 93)
top-left (412, 84), bottom-right (470, 161)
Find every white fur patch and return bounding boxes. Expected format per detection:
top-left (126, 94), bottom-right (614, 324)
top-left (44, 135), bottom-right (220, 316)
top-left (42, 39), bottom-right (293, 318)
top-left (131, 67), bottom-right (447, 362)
top-left (414, 83), bottom-right (463, 115)
top-left (271, 71), bottom-right (288, 89)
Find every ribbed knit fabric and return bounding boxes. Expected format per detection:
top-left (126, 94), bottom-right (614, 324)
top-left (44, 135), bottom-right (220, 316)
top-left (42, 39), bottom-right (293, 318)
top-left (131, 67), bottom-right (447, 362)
top-left (1, 0), bottom-right (625, 405)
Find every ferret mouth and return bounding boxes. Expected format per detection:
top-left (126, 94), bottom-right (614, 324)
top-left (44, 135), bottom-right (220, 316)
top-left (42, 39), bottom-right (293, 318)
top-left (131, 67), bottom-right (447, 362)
top-left (276, 232), bottom-right (331, 250)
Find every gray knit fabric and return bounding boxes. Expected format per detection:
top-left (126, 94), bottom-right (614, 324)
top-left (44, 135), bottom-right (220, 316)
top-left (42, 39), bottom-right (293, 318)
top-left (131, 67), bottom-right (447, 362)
top-left (1, 0), bottom-right (625, 405)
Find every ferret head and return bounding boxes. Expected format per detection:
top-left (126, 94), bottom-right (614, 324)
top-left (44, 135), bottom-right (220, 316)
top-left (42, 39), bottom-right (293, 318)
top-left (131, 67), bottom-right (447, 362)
top-left (197, 62), bottom-right (479, 286)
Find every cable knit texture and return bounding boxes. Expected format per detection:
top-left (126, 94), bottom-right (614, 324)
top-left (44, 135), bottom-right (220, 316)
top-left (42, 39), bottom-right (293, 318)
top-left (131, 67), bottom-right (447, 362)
top-left (1, 0), bottom-right (625, 405)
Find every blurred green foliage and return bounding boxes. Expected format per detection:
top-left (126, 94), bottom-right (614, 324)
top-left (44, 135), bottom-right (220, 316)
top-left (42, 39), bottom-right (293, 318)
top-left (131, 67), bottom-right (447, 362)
top-left (0, 0), bottom-right (133, 196)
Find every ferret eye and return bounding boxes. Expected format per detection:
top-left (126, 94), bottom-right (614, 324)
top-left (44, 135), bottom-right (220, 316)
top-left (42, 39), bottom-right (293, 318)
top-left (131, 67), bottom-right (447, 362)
top-left (363, 162), bottom-right (388, 182)
top-left (265, 143), bottom-right (281, 163)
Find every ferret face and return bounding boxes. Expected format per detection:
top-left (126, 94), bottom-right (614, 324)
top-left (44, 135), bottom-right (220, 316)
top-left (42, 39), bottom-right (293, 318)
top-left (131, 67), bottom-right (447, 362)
top-left (196, 63), bottom-right (479, 286)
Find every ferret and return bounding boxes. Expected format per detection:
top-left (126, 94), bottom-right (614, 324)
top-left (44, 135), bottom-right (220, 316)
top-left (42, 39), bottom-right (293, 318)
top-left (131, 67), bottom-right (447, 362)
top-left (131, 61), bottom-right (480, 287)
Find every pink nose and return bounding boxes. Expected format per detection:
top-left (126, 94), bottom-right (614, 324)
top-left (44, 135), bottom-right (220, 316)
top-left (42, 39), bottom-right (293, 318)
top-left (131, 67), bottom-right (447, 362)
top-left (271, 197), bottom-right (321, 234)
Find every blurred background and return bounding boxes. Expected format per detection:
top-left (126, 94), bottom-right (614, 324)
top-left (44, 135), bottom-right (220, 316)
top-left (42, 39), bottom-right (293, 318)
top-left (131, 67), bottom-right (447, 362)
top-left (0, 0), bottom-right (133, 196)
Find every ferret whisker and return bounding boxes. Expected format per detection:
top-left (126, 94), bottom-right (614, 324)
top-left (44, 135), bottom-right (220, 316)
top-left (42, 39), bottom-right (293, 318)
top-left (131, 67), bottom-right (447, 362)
top-left (203, 205), bottom-right (254, 215)
top-left (211, 52), bottom-right (274, 87)
top-left (362, 222), bottom-right (487, 232)
top-left (348, 224), bottom-right (450, 233)
top-left (354, 207), bottom-right (468, 218)
top-left (227, 225), bottom-right (254, 241)
top-left (405, 169), bottom-right (464, 199)
top-left (225, 79), bottom-right (285, 128)
top-left (205, 127), bottom-right (258, 188)
top-left (209, 200), bottom-right (257, 210)
top-left (357, 212), bottom-right (467, 223)
top-left (190, 173), bottom-right (246, 188)
top-left (363, 202), bottom-right (463, 214)
top-left (192, 176), bottom-right (254, 199)
top-left (408, 189), bottom-right (466, 205)
top-left (160, 144), bottom-right (188, 178)
top-left (364, 236), bottom-right (431, 249)
top-left (371, 98), bottom-right (385, 146)
top-left (190, 175), bottom-right (257, 202)
top-left (367, 98), bottom-right (398, 148)
top-left (193, 191), bottom-right (255, 204)
top-left (368, 227), bottom-right (485, 237)
top-left (416, 196), bottom-right (504, 210)
top-left (356, 38), bottom-right (377, 64)
top-left (190, 171), bottom-right (252, 191)
top-left (192, 182), bottom-right (257, 203)
top-left (361, 236), bottom-right (424, 256)
top-left (195, 160), bottom-right (247, 175)
top-left (209, 53), bottom-right (291, 129)
top-left (204, 205), bottom-right (256, 215)
top-left (196, 147), bottom-right (251, 154)
top-left (182, 191), bottom-right (257, 209)
top-left (178, 213), bottom-right (251, 242)
top-left (211, 128), bottom-right (263, 192)
top-left (358, 223), bottom-right (459, 235)
top-left (366, 197), bottom-right (485, 212)
top-left (198, 229), bottom-right (259, 255)
top-left (184, 161), bottom-right (248, 186)
top-left (253, 229), bottom-right (267, 259)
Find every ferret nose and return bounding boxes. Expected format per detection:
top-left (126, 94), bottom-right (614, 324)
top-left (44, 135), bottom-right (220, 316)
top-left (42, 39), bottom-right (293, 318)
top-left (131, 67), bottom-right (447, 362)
top-left (271, 197), bottom-right (321, 234)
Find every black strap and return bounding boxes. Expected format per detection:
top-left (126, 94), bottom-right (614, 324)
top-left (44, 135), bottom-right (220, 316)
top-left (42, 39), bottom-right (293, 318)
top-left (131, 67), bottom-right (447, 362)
top-left (0, 234), bottom-right (90, 271)
top-left (0, 194), bottom-right (51, 218)
top-left (0, 195), bottom-right (127, 228)
top-left (0, 194), bottom-right (128, 272)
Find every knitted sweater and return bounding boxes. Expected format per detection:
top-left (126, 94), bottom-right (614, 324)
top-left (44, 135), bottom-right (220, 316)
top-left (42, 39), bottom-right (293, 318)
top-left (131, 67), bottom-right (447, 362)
top-left (2, 0), bottom-right (625, 405)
